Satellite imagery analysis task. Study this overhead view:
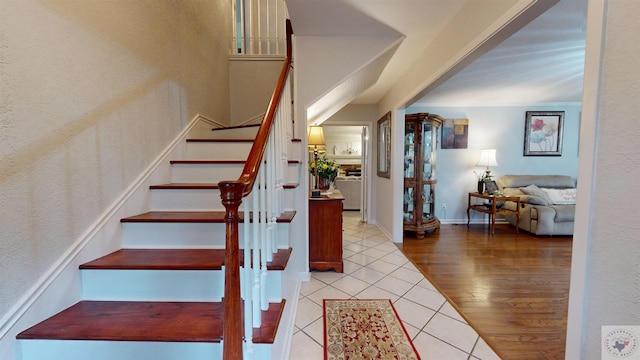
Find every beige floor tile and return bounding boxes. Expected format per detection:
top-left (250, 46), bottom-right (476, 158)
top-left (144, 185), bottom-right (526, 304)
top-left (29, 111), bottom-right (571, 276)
top-left (424, 312), bottom-right (479, 353)
top-left (293, 211), bottom-right (491, 360)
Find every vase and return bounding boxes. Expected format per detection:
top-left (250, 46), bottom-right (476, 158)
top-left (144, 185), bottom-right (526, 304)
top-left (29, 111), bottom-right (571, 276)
top-left (319, 177), bottom-right (331, 190)
top-left (477, 180), bottom-right (484, 194)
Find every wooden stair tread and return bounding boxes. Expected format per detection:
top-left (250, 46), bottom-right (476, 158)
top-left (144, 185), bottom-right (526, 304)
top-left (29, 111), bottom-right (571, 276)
top-left (120, 211), bottom-right (296, 223)
top-left (150, 183), bottom-right (298, 190)
top-left (150, 183), bottom-right (220, 189)
top-left (80, 248), bottom-right (292, 271)
top-left (186, 139), bottom-right (254, 143)
top-left (211, 124), bottom-right (260, 131)
top-left (17, 300), bottom-right (285, 344)
top-left (170, 160), bottom-right (246, 164)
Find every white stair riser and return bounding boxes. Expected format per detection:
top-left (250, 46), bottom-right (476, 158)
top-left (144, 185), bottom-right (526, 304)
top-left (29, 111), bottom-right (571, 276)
top-left (171, 163), bottom-right (244, 183)
top-left (171, 163), bottom-right (301, 185)
top-left (151, 189), bottom-right (225, 211)
top-left (150, 188), bottom-right (295, 211)
top-left (121, 222), bottom-right (290, 249)
top-left (81, 269), bottom-right (283, 302)
top-left (185, 142), bottom-right (252, 160)
top-left (209, 127), bottom-right (258, 139)
top-left (286, 162), bottom-right (302, 184)
top-left (288, 141), bottom-right (303, 162)
top-left (122, 222), bottom-right (226, 248)
top-left (19, 340), bottom-right (222, 360)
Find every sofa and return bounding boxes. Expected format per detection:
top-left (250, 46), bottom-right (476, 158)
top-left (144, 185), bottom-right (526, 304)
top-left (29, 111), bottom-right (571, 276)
top-left (334, 176), bottom-right (361, 210)
top-left (497, 175), bottom-right (576, 235)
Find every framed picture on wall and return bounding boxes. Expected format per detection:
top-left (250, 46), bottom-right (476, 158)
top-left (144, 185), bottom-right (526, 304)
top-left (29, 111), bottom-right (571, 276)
top-left (523, 111), bottom-right (564, 156)
top-left (441, 118), bottom-right (469, 149)
top-left (377, 112), bottom-right (391, 178)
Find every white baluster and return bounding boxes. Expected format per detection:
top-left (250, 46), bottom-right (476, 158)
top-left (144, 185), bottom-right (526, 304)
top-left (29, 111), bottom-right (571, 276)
top-left (243, 192), bottom-right (253, 358)
top-left (259, 165), bottom-right (268, 311)
top-left (251, 181), bottom-right (261, 328)
top-left (265, 134), bottom-right (274, 262)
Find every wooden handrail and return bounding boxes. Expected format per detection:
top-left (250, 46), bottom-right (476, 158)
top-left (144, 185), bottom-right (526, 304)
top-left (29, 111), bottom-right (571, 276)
top-left (219, 19), bottom-right (293, 360)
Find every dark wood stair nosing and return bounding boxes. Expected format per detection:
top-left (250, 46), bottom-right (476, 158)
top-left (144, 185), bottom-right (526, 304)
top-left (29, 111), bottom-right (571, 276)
top-left (16, 299), bottom-right (285, 344)
top-left (186, 139), bottom-right (255, 143)
top-left (211, 123), bottom-right (260, 132)
top-left (79, 247), bottom-right (293, 271)
top-left (169, 160), bottom-right (246, 165)
top-left (149, 182), bottom-right (298, 190)
top-left (150, 183), bottom-right (220, 190)
top-left (120, 211), bottom-right (296, 224)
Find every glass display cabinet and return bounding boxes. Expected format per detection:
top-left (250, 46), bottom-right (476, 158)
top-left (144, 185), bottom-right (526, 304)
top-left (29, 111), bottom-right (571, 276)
top-left (403, 113), bottom-right (443, 239)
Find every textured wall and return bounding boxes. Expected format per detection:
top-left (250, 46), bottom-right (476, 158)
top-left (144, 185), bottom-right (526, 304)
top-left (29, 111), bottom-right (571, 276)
top-left (0, 0), bottom-right (230, 321)
top-left (583, 0), bottom-right (640, 357)
top-left (229, 58), bottom-right (283, 125)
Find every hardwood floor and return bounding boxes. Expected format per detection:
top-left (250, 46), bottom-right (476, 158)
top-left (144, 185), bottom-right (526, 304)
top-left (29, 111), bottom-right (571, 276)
top-left (397, 223), bottom-right (572, 360)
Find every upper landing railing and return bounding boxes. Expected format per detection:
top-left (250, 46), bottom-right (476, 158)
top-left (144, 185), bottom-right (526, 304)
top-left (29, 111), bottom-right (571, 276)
top-left (232, 0), bottom-right (289, 55)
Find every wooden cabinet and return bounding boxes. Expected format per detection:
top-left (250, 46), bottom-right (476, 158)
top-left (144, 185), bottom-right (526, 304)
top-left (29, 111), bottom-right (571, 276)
top-left (403, 113), bottom-right (443, 239)
top-left (309, 190), bottom-right (344, 272)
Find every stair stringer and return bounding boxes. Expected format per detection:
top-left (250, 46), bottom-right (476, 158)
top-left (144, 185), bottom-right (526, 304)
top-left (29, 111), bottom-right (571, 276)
top-left (0, 114), bottom-right (213, 360)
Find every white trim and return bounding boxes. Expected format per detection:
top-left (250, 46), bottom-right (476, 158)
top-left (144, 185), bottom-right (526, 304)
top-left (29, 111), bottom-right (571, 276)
top-left (0, 114), bottom-right (206, 354)
top-left (229, 55), bottom-right (285, 61)
top-left (278, 275), bottom-right (302, 360)
top-left (412, 101), bottom-right (583, 108)
top-left (196, 114), bottom-right (227, 129)
top-left (565, 0), bottom-right (606, 358)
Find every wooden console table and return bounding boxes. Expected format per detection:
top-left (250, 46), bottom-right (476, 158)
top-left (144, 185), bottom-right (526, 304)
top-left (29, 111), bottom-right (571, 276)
top-left (309, 190), bottom-right (344, 272)
top-left (467, 192), bottom-right (520, 235)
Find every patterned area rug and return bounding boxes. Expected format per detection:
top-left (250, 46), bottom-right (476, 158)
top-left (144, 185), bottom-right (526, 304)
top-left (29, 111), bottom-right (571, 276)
top-left (323, 299), bottom-right (420, 360)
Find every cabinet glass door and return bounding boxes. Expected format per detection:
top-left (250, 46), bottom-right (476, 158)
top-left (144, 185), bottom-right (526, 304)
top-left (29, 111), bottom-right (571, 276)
top-left (422, 184), bottom-right (433, 221)
top-left (404, 122), bottom-right (416, 179)
top-left (422, 122), bottom-right (433, 180)
top-left (403, 187), bottom-right (414, 222)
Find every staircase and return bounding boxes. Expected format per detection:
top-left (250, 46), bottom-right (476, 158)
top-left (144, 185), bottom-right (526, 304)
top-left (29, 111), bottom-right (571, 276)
top-left (16, 19), bottom-right (296, 359)
top-left (16, 124), bottom-right (301, 360)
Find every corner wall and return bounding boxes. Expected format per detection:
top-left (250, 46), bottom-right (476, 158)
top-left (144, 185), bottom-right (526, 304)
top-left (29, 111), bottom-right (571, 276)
top-left (568, 0), bottom-right (640, 357)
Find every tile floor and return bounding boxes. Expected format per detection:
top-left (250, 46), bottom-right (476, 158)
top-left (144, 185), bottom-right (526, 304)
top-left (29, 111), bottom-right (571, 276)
top-left (289, 211), bottom-right (502, 360)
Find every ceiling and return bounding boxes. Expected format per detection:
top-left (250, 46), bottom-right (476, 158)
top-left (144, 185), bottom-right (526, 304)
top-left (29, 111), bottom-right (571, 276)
top-left (340, 0), bottom-right (588, 107)
top-left (411, 0), bottom-right (587, 106)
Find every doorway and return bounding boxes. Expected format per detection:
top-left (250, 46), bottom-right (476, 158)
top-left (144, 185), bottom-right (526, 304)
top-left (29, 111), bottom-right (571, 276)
top-left (321, 125), bottom-right (369, 222)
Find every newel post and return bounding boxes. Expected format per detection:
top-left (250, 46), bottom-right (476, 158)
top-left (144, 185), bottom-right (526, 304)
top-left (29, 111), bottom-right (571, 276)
top-left (219, 181), bottom-right (245, 360)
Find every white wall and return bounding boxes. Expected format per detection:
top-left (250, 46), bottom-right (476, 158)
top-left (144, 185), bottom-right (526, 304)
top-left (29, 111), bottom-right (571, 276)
top-left (406, 104), bottom-right (581, 223)
top-left (0, 0), bottom-right (230, 353)
top-left (229, 57), bottom-right (284, 125)
top-left (567, 0), bottom-right (640, 357)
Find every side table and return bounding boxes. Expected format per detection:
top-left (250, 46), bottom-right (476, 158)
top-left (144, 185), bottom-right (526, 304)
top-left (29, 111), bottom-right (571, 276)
top-left (309, 190), bottom-right (344, 272)
top-left (467, 192), bottom-right (521, 234)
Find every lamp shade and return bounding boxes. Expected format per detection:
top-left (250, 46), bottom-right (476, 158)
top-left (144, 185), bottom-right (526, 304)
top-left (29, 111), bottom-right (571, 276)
top-left (308, 126), bottom-right (325, 146)
top-left (476, 149), bottom-right (498, 167)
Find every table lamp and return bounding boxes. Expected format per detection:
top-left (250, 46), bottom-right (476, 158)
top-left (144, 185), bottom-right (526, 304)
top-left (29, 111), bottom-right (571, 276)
top-left (308, 126), bottom-right (325, 197)
top-left (477, 148), bottom-right (498, 180)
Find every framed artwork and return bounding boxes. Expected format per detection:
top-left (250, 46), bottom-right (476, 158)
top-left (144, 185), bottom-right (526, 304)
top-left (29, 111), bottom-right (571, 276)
top-left (523, 111), bottom-right (564, 156)
top-left (441, 118), bottom-right (469, 149)
top-left (484, 179), bottom-right (499, 195)
top-left (377, 112), bottom-right (391, 178)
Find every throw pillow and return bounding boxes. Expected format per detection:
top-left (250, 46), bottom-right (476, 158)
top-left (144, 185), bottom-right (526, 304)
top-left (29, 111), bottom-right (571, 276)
top-left (542, 188), bottom-right (577, 205)
top-left (520, 184), bottom-right (552, 205)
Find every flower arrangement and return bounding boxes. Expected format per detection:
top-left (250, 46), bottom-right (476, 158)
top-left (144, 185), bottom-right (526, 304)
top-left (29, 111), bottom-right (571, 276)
top-left (474, 170), bottom-right (492, 181)
top-left (309, 153), bottom-right (339, 182)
